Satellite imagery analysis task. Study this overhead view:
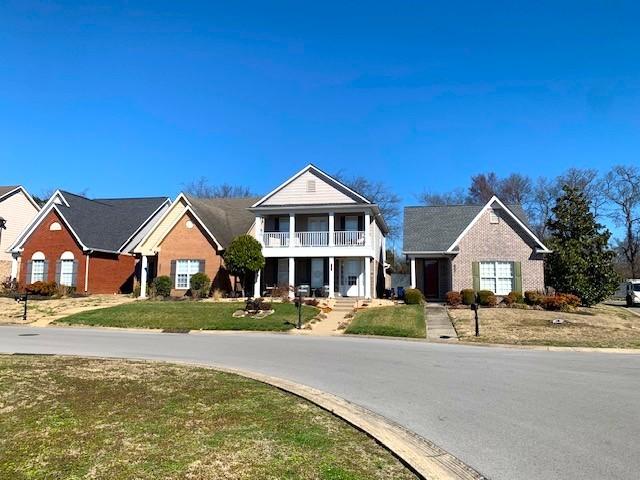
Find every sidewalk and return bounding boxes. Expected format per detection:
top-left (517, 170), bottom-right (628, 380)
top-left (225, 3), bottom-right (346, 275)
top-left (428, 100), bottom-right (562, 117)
top-left (425, 303), bottom-right (458, 341)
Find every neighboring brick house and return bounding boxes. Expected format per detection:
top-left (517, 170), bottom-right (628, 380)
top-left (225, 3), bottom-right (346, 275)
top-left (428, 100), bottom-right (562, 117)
top-left (402, 196), bottom-right (550, 299)
top-left (8, 190), bottom-right (170, 294)
top-left (134, 194), bottom-right (257, 297)
top-left (0, 186), bottom-right (40, 282)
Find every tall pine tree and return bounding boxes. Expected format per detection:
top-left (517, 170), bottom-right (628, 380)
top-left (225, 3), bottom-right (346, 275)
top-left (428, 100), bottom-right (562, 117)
top-left (545, 186), bottom-right (619, 306)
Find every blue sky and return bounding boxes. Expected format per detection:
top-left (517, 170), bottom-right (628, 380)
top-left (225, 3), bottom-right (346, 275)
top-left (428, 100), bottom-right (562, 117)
top-left (2, 1), bottom-right (639, 210)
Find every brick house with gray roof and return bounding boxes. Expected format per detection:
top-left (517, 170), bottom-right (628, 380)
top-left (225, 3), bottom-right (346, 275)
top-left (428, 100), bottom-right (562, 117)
top-left (402, 196), bottom-right (551, 299)
top-left (8, 190), bottom-right (170, 294)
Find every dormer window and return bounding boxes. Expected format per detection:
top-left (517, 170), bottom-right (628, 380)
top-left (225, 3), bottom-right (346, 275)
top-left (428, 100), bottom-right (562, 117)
top-left (306, 180), bottom-right (316, 192)
top-left (489, 210), bottom-right (500, 224)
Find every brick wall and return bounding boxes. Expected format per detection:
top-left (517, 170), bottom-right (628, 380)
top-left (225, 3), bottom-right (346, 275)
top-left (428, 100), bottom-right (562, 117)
top-left (20, 210), bottom-right (137, 294)
top-left (157, 211), bottom-right (234, 296)
top-left (451, 208), bottom-right (545, 292)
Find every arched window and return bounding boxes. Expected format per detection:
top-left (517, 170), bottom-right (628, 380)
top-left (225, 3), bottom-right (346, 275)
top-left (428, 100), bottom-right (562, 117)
top-left (30, 251), bottom-right (46, 283)
top-left (58, 251), bottom-right (76, 287)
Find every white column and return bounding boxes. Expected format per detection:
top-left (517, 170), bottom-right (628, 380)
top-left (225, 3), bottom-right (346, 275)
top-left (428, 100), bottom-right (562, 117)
top-left (288, 257), bottom-right (295, 298)
top-left (328, 212), bottom-right (335, 246)
top-left (364, 257), bottom-right (371, 299)
top-left (255, 215), bottom-right (264, 245)
top-left (364, 212), bottom-right (371, 246)
top-left (289, 213), bottom-right (296, 247)
top-left (254, 269), bottom-right (261, 298)
top-left (328, 256), bottom-right (335, 298)
top-left (410, 257), bottom-right (416, 288)
top-left (84, 254), bottom-right (90, 292)
top-left (10, 255), bottom-right (19, 280)
top-left (140, 255), bottom-right (148, 298)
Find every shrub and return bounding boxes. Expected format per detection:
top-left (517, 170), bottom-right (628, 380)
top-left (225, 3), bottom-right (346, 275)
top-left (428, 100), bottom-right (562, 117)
top-left (404, 288), bottom-right (423, 305)
top-left (272, 283), bottom-right (291, 300)
top-left (503, 291), bottom-right (524, 306)
top-left (153, 276), bottom-right (172, 298)
top-left (304, 298), bottom-right (319, 307)
top-left (524, 290), bottom-right (544, 306)
top-left (190, 272), bottom-right (211, 298)
top-left (460, 289), bottom-right (476, 305)
top-left (557, 293), bottom-right (580, 307)
top-left (477, 290), bottom-right (497, 307)
top-left (258, 301), bottom-right (272, 311)
top-left (25, 281), bottom-right (57, 296)
top-left (445, 291), bottom-right (462, 306)
top-left (542, 295), bottom-right (566, 311)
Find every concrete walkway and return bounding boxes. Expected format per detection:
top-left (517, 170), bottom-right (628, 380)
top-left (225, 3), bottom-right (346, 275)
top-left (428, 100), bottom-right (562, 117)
top-left (425, 303), bottom-right (458, 341)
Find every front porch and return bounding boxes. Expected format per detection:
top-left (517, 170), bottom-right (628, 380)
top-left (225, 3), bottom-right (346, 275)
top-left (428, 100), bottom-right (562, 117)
top-left (409, 257), bottom-right (452, 300)
top-left (255, 256), bottom-right (372, 299)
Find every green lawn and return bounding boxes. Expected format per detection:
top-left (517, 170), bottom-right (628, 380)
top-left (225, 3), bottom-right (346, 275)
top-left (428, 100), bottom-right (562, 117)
top-left (345, 304), bottom-right (426, 338)
top-left (55, 301), bottom-right (317, 331)
top-left (0, 355), bottom-right (416, 480)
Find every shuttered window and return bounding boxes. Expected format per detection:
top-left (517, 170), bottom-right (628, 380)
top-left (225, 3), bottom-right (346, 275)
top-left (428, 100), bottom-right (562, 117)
top-left (175, 260), bottom-right (201, 289)
top-left (31, 260), bottom-right (45, 283)
top-left (479, 261), bottom-right (514, 295)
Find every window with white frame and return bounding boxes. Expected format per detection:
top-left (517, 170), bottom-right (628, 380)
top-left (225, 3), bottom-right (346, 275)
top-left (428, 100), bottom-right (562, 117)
top-left (59, 251), bottom-right (75, 286)
top-left (175, 260), bottom-right (201, 289)
top-left (480, 261), bottom-right (513, 295)
top-left (30, 251), bottom-right (46, 283)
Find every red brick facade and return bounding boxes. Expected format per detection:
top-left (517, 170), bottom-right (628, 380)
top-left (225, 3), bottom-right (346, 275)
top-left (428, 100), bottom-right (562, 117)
top-left (156, 211), bottom-right (234, 296)
top-left (20, 210), bottom-right (137, 294)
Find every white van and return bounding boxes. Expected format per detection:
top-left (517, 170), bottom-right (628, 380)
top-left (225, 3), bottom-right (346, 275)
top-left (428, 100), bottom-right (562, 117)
top-left (626, 280), bottom-right (640, 306)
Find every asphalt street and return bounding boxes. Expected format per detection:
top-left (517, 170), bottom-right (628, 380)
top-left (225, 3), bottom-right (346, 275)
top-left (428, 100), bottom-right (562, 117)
top-left (1, 326), bottom-right (639, 480)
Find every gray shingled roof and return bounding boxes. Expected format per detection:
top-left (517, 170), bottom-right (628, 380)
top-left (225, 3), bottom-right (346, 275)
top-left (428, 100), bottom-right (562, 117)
top-left (58, 191), bottom-right (168, 252)
top-left (403, 204), bottom-right (531, 252)
top-left (0, 186), bottom-right (19, 199)
top-left (186, 196), bottom-right (259, 248)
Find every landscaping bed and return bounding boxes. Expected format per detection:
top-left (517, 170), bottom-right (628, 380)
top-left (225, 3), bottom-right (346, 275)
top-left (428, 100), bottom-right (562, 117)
top-left (345, 304), bottom-right (426, 338)
top-left (448, 303), bottom-right (640, 348)
top-left (0, 355), bottom-right (416, 480)
top-left (55, 301), bottom-right (317, 331)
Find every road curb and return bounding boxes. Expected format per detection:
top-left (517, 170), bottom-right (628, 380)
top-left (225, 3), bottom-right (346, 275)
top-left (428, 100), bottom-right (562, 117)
top-left (7, 351), bottom-right (487, 480)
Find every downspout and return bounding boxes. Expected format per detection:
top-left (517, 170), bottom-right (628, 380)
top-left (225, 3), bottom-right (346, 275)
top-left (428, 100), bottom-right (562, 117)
top-left (84, 252), bottom-right (90, 293)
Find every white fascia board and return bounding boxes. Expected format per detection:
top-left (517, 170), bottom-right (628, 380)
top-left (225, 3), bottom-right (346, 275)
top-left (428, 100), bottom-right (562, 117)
top-left (118, 197), bottom-right (172, 253)
top-left (251, 164), bottom-right (371, 208)
top-left (446, 196), bottom-right (550, 253)
top-left (262, 245), bottom-right (374, 258)
top-left (7, 191), bottom-right (71, 252)
top-left (146, 204), bottom-right (224, 252)
top-left (0, 186), bottom-right (41, 211)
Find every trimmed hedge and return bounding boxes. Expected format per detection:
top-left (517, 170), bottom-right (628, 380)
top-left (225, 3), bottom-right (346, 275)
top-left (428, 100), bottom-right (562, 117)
top-left (404, 288), bottom-right (424, 305)
top-left (461, 289), bottom-right (476, 305)
top-left (445, 291), bottom-right (462, 306)
top-left (153, 276), bottom-right (172, 298)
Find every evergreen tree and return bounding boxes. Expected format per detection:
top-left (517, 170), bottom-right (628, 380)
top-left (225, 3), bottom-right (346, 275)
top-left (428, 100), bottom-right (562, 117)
top-left (545, 186), bottom-right (619, 306)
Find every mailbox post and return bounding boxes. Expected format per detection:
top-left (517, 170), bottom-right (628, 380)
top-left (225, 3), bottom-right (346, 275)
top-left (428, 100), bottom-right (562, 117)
top-left (16, 293), bottom-right (28, 322)
top-left (471, 302), bottom-right (479, 337)
top-left (296, 289), bottom-right (303, 329)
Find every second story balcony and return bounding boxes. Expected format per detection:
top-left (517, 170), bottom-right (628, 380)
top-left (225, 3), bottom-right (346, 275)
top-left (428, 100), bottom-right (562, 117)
top-left (262, 230), bottom-right (366, 248)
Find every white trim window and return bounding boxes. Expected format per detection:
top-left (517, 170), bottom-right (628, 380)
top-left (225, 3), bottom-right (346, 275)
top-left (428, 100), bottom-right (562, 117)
top-left (175, 260), bottom-right (200, 289)
top-left (480, 261), bottom-right (513, 295)
top-left (59, 251), bottom-right (75, 286)
top-left (31, 251), bottom-right (45, 283)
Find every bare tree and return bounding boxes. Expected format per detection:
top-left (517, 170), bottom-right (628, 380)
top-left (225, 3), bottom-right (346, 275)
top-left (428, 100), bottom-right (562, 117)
top-left (499, 173), bottom-right (533, 205)
top-left (417, 188), bottom-right (468, 206)
top-left (556, 168), bottom-right (606, 217)
top-left (603, 165), bottom-right (640, 278)
top-left (468, 172), bottom-right (500, 204)
top-left (184, 177), bottom-right (255, 198)
top-left (335, 173), bottom-right (401, 239)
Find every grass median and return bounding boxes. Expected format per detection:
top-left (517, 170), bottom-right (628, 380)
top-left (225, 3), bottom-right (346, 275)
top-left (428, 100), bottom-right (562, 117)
top-left (345, 304), bottom-right (426, 338)
top-left (0, 355), bottom-right (416, 479)
top-left (55, 301), bottom-right (317, 331)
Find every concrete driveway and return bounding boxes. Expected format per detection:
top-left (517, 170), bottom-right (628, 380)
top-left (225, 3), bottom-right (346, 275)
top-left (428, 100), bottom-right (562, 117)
top-left (1, 326), bottom-right (639, 480)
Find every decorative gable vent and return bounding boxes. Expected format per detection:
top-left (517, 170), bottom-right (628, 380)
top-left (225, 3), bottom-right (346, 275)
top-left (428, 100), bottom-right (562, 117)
top-left (489, 210), bottom-right (500, 224)
top-left (306, 180), bottom-right (316, 193)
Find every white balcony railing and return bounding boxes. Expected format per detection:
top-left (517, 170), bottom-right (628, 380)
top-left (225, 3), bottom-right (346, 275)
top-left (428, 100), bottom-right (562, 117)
top-left (263, 232), bottom-right (289, 247)
top-left (334, 230), bottom-right (365, 246)
top-left (262, 230), bottom-right (366, 248)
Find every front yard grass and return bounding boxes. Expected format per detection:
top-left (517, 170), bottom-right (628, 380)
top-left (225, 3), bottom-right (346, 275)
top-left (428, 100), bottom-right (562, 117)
top-left (449, 303), bottom-right (640, 348)
top-left (0, 355), bottom-right (416, 480)
top-left (345, 304), bottom-right (426, 338)
top-left (55, 301), bottom-right (317, 331)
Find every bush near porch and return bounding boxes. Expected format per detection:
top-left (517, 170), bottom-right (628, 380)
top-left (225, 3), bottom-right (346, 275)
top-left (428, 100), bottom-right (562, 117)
top-left (345, 304), bottom-right (426, 338)
top-left (56, 301), bottom-right (317, 331)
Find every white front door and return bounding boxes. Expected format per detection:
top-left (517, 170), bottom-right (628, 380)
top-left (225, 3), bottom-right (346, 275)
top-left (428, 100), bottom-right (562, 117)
top-left (311, 258), bottom-right (324, 289)
top-left (340, 259), bottom-right (363, 297)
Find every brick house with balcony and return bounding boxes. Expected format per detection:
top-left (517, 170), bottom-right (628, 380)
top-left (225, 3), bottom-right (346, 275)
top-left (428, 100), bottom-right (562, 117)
top-left (251, 164), bottom-right (389, 299)
top-left (402, 196), bottom-right (550, 300)
top-left (134, 194), bottom-right (257, 297)
top-left (8, 190), bottom-right (170, 294)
